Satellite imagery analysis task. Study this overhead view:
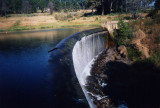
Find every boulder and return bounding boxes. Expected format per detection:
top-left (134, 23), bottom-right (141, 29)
top-left (118, 45), bottom-right (128, 57)
top-left (115, 55), bottom-right (121, 60)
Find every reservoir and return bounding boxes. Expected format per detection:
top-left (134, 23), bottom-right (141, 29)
top-left (0, 28), bottom-right (92, 108)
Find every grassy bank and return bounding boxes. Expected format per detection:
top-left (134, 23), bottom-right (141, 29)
top-left (0, 10), bottom-right (130, 32)
top-left (0, 21), bottom-right (101, 32)
top-left (113, 13), bottom-right (160, 66)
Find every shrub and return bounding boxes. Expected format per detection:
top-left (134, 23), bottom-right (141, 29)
top-left (11, 20), bottom-right (20, 28)
top-left (95, 17), bottom-right (98, 21)
top-left (154, 15), bottom-right (160, 24)
top-left (54, 13), bottom-right (74, 21)
top-left (151, 48), bottom-right (160, 66)
top-left (114, 20), bottom-right (133, 46)
top-left (109, 13), bottom-right (119, 16)
top-left (127, 45), bottom-right (142, 61)
top-left (154, 35), bottom-right (160, 44)
top-left (144, 19), bottom-right (154, 26)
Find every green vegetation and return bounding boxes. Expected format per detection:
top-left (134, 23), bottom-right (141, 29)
top-left (0, 0), bottom-right (155, 16)
top-left (113, 20), bottom-right (142, 61)
top-left (0, 0), bottom-right (86, 16)
top-left (150, 49), bottom-right (160, 66)
top-left (12, 20), bottom-right (21, 28)
top-left (155, 0), bottom-right (160, 12)
top-left (0, 22), bottom-right (100, 33)
top-left (114, 20), bottom-right (133, 46)
top-left (127, 45), bottom-right (142, 61)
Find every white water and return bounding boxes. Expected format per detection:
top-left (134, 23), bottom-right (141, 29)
top-left (72, 32), bottom-right (107, 108)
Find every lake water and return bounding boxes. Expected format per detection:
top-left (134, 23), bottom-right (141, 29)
top-left (0, 28), bottom-right (92, 108)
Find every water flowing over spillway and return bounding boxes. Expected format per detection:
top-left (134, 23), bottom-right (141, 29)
top-left (72, 31), bottom-right (107, 108)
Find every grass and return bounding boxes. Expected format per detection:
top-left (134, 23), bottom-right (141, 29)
top-left (10, 20), bottom-right (21, 29)
top-left (0, 10), bottom-right (104, 32)
top-left (127, 12), bottom-right (160, 67)
top-left (0, 21), bottom-right (100, 32)
top-left (108, 13), bottom-right (120, 16)
top-left (0, 11), bottom-right (134, 33)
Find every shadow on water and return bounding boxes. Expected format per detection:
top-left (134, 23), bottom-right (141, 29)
top-left (103, 60), bottom-right (160, 108)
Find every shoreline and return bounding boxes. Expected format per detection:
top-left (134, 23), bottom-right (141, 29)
top-left (0, 24), bottom-right (100, 33)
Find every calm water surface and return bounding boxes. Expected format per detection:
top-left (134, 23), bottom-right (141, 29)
top-left (0, 28), bottom-right (92, 108)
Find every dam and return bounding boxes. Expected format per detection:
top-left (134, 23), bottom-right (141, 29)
top-left (51, 28), bottom-right (108, 107)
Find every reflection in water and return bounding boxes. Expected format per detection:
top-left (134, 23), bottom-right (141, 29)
top-left (0, 28), bottom-right (93, 108)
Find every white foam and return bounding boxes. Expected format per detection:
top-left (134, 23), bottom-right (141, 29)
top-left (72, 32), bottom-right (107, 108)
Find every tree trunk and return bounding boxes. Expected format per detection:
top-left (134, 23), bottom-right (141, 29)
top-left (101, 0), bottom-right (104, 15)
top-left (92, 8), bottom-right (94, 15)
top-left (110, 1), bottom-right (113, 12)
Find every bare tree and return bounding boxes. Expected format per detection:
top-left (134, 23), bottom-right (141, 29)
top-left (48, 1), bottom-right (53, 15)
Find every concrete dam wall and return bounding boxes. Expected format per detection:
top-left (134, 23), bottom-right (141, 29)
top-left (72, 31), bottom-right (107, 108)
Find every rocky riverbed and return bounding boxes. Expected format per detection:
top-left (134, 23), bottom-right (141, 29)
top-left (85, 46), bottom-right (132, 108)
top-left (85, 45), bottom-right (160, 108)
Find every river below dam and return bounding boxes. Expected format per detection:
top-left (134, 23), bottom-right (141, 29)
top-left (0, 28), bottom-right (94, 108)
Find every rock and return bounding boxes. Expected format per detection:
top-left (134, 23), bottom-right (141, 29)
top-left (115, 55), bottom-right (121, 60)
top-left (118, 45), bottom-right (127, 57)
top-left (99, 98), bottom-right (110, 108)
top-left (87, 76), bottom-right (97, 84)
top-left (100, 74), bottom-right (108, 79)
top-left (86, 48), bottom-right (132, 108)
top-left (110, 56), bottom-right (115, 61)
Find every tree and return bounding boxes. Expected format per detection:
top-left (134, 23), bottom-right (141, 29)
top-left (114, 20), bottom-right (133, 46)
top-left (48, 1), bottom-right (53, 14)
top-left (73, 0), bottom-right (81, 11)
top-left (53, 0), bottom-right (62, 12)
top-left (86, 0), bottom-right (101, 14)
top-left (85, 0), bottom-right (154, 15)
top-left (15, 0), bottom-right (22, 13)
top-left (29, 0), bottom-right (38, 13)
top-left (1, 1), bottom-right (8, 16)
top-left (22, 0), bottom-right (31, 13)
top-left (9, 0), bottom-right (22, 13)
top-left (39, 0), bottom-right (46, 13)
top-left (155, 0), bottom-right (160, 11)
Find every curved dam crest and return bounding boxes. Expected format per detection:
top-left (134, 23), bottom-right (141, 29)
top-left (72, 31), bottom-right (107, 108)
top-left (50, 28), bottom-right (107, 107)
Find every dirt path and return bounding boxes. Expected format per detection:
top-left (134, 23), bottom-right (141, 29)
top-left (132, 29), bottom-right (150, 58)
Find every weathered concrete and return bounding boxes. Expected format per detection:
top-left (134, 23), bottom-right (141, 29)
top-left (101, 20), bottom-right (128, 35)
top-left (101, 21), bottom-right (118, 35)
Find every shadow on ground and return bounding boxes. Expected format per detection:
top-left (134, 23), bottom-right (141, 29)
top-left (103, 60), bottom-right (160, 108)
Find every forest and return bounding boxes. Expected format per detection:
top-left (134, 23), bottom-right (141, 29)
top-left (0, 0), bottom-right (158, 16)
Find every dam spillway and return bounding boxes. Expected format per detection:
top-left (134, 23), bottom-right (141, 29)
top-left (50, 28), bottom-right (107, 108)
top-left (72, 30), bottom-right (107, 107)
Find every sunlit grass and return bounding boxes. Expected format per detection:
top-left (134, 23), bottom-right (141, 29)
top-left (0, 21), bottom-right (101, 32)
